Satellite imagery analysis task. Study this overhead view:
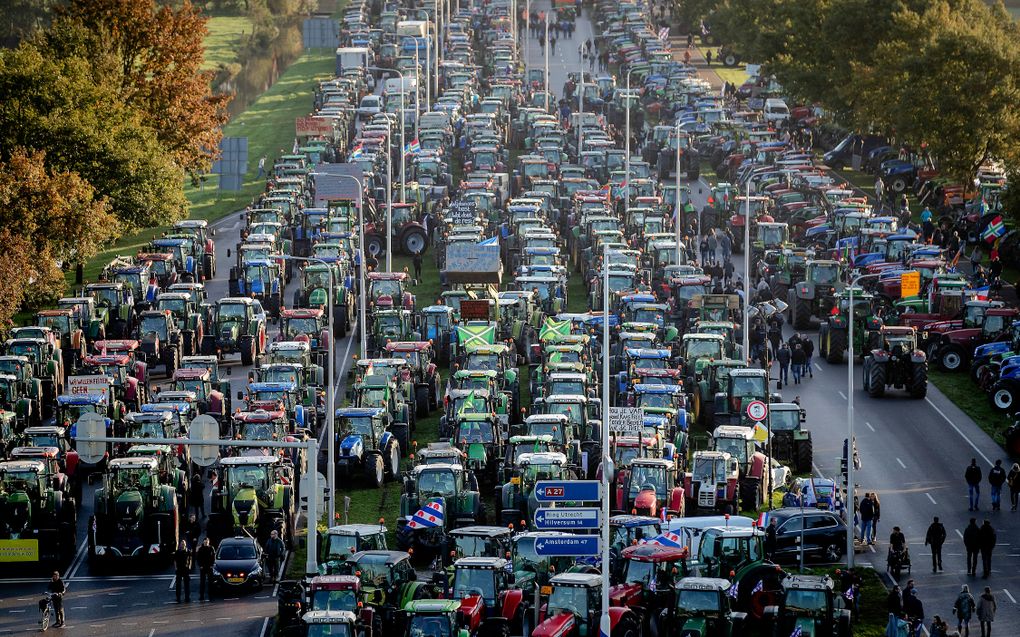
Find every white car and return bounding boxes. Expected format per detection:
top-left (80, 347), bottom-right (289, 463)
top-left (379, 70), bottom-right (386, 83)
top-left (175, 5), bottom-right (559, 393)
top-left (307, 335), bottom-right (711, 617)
top-left (358, 95), bottom-right (382, 120)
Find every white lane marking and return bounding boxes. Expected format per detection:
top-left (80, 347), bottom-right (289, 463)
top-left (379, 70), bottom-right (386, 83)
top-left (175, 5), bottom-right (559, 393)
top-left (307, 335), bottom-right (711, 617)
top-left (866, 422), bottom-right (875, 432)
top-left (896, 458), bottom-right (906, 469)
top-left (102, 604), bottom-right (117, 608)
top-left (925, 493), bottom-right (937, 505)
top-left (215, 617), bottom-right (233, 621)
top-left (838, 391), bottom-right (847, 400)
top-left (925, 397), bottom-right (993, 466)
top-left (108, 592), bottom-right (124, 596)
top-left (956, 529), bottom-right (964, 539)
top-left (259, 617), bottom-right (270, 637)
top-left (70, 606), bottom-right (88, 610)
top-left (65, 538), bottom-right (89, 580)
top-left (153, 621), bottom-right (170, 625)
top-left (7, 610), bottom-right (25, 613)
top-left (132, 602), bottom-right (147, 606)
top-left (1004, 589), bottom-right (1017, 604)
top-left (148, 630), bottom-right (156, 637)
top-left (814, 363), bottom-right (823, 371)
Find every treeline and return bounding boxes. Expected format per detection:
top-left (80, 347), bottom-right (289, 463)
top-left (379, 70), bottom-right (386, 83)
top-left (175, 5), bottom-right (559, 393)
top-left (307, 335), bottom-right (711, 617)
top-left (0, 0), bottom-right (230, 328)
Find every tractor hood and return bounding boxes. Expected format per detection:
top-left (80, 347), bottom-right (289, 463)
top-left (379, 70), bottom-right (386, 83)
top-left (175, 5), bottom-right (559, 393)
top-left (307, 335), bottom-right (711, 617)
top-left (975, 341), bottom-right (1012, 358)
top-left (634, 487), bottom-right (658, 513)
top-left (233, 486), bottom-right (260, 528)
top-left (533, 611), bottom-right (576, 637)
top-left (941, 327), bottom-right (982, 343)
top-left (340, 435), bottom-right (365, 458)
top-left (679, 616), bottom-right (707, 637)
top-left (115, 490), bottom-right (144, 530)
top-left (309, 288), bottom-right (328, 307)
top-left (0, 491), bottom-right (31, 536)
top-left (220, 322), bottom-right (241, 341)
top-left (608, 581), bottom-right (644, 607)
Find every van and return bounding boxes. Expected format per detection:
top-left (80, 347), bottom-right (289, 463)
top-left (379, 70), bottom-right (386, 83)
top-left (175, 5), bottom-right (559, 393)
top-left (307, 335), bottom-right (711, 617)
top-left (764, 98), bottom-right (791, 123)
top-left (665, 515), bottom-right (755, 560)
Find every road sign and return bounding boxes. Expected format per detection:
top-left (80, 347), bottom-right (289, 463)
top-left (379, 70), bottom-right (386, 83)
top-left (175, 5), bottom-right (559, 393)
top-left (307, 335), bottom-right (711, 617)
top-left (301, 472), bottom-right (327, 514)
top-left (608, 407), bottom-right (644, 434)
top-left (900, 271), bottom-right (921, 299)
top-left (75, 413), bottom-right (108, 465)
top-left (535, 480), bottom-right (601, 502)
top-left (534, 535), bottom-right (600, 556)
top-left (67, 375), bottom-right (111, 398)
top-left (189, 415), bottom-right (220, 467)
top-left (534, 507), bottom-right (600, 530)
top-left (746, 400), bottom-right (768, 422)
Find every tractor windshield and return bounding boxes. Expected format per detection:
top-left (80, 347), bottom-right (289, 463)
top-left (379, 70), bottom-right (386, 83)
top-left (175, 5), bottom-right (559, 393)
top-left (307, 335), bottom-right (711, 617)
top-left (675, 284), bottom-right (707, 301)
top-left (0, 469), bottom-right (41, 492)
top-left (636, 392), bottom-right (675, 410)
top-left (730, 375), bottom-right (765, 398)
top-left (311, 588), bottom-right (357, 612)
top-left (464, 353), bottom-right (499, 372)
top-left (376, 315), bottom-right (403, 336)
top-left (306, 623), bottom-right (353, 637)
top-left (241, 423), bottom-right (274, 440)
top-left (140, 315), bottom-right (169, 341)
top-left (112, 467), bottom-right (152, 490)
top-left (607, 275), bottom-right (633, 294)
top-left (359, 388), bottom-right (388, 408)
top-left (631, 356), bottom-right (667, 370)
top-left (227, 465), bottom-right (269, 492)
top-left (174, 379), bottom-right (207, 397)
top-left (271, 348), bottom-right (306, 365)
top-left (628, 464), bottom-right (666, 497)
top-left (133, 420), bottom-right (167, 438)
top-left (544, 402), bottom-right (583, 426)
top-left (453, 535), bottom-right (500, 559)
top-left (159, 298), bottom-right (187, 315)
top-left (548, 585), bottom-right (590, 618)
top-left (622, 558), bottom-right (656, 586)
top-left (810, 264), bottom-right (839, 285)
top-left (254, 388), bottom-right (289, 404)
top-left (684, 338), bottom-right (722, 360)
top-left (526, 421), bottom-right (566, 441)
top-left (769, 411), bottom-right (800, 431)
top-left (759, 226), bottom-right (786, 246)
top-left (218, 303), bottom-right (247, 321)
top-left (692, 457), bottom-right (725, 483)
top-left (91, 287), bottom-right (121, 307)
top-left (714, 437), bottom-right (749, 464)
top-left (548, 380), bottom-right (584, 395)
top-left (260, 367), bottom-right (301, 383)
top-left (371, 280), bottom-right (403, 299)
top-left (676, 589), bottom-right (722, 612)
top-left (416, 469), bottom-right (456, 497)
top-left (453, 568), bottom-right (496, 604)
top-left (284, 317), bottom-right (320, 337)
top-left (342, 416), bottom-right (375, 437)
top-left (26, 432), bottom-right (61, 448)
top-left (407, 614), bottom-right (452, 637)
top-left (305, 271), bottom-right (331, 289)
top-left (632, 308), bottom-right (664, 325)
top-left (546, 349), bottom-right (581, 365)
top-left (785, 588), bottom-right (828, 612)
top-left (522, 462), bottom-right (564, 486)
top-left (456, 420), bottom-right (496, 443)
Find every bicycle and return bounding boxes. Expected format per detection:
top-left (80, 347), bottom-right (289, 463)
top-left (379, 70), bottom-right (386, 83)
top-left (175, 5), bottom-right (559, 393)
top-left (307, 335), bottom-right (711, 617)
top-left (38, 593), bottom-right (56, 632)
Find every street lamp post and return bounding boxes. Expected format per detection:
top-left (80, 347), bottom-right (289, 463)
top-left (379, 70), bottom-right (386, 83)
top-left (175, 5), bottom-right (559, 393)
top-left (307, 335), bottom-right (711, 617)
top-left (544, 13), bottom-right (550, 112)
top-left (624, 68), bottom-right (637, 226)
top-left (675, 122), bottom-right (682, 254)
top-left (845, 272), bottom-right (874, 567)
top-left (599, 241), bottom-right (612, 637)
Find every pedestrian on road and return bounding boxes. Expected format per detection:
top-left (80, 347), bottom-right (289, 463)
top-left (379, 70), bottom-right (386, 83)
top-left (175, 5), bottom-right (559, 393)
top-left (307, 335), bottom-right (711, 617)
top-left (1007, 463), bottom-right (1020, 511)
top-left (791, 344), bottom-right (806, 385)
top-left (174, 540), bottom-right (193, 603)
top-left (925, 515), bottom-right (946, 572)
top-left (990, 256), bottom-right (1003, 289)
top-left (964, 518), bottom-right (981, 576)
top-left (705, 49), bottom-right (713, 66)
top-left (185, 513), bottom-right (200, 549)
top-left (723, 259), bottom-right (734, 284)
top-left (859, 493), bottom-right (875, 547)
top-left (257, 155), bottom-right (266, 178)
top-left (955, 584), bottom-right (976, 637)
top-left (775, 342), bottom-right (790, 387)
top-left (266, 530), bottom-right (286, 583)
top-left (875, 177), bottom-right (884, 210)
top-left (720, 232), bottom-right (732, 262)
top-left (903, 583), bottom-right (924, 631)
top-left (412, 250), bottom-right (423, 281)
top-left (683, 49), bottom-right (691, 65)
top-left (707, 233), bottom-right (717, 264)
top-left (979, 519), bottom-right (996, 578)
top-left (48, 571), bottom-right (66, 627)
top-left (929, 615), bottom-right (949, 637)
top-left (966, 458), bottom-right (983, 511)
top-left (196, 537), bottom-right (215, 601)
top-left (802, 336), bottom-right (815, 377)
top-left (686, 33), bottom-right (693, 48)
top-left (887, 584), bottom-right (903, 617)
top-left (751, 320), bottom-right (766, 363)
top-left (189, 472), bottom-right (204, 519)
top-left (977, 587), bottom-right (996, 637)
top-left (550, 36), bottom-right (557, 55)
top-left (767, 320), bottom-right (782, 359)
top-left (870, 492), bottom-right (881, 543)
top-left (988, 459), bottom-right (1006, 511)
top-left (970, 244), bottom-right (983, 273)
top-left (765, 518), bottom-right (777, 560)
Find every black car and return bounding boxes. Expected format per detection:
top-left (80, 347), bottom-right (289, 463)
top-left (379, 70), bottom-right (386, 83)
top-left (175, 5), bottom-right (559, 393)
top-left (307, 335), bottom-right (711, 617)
top-left (769, 507), bottom-right (847, 564)
top-left (213, 536), bottom-right (265, 592)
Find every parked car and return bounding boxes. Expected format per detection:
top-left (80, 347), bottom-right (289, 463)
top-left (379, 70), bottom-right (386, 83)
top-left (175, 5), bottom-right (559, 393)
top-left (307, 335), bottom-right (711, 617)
top-left (768, 507), bottom-right (848, 564)
top-left (213, 536), bottom-right (266, 593)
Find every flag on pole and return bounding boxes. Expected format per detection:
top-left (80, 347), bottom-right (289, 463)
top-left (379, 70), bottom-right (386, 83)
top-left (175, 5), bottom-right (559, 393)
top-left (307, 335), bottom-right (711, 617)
top-left (349, 144), bottom-right (364, 159)
top-left (982, 215), bottom-right (1005, 243)
top-left (539, 317), bottom-right (572, 341)
top-left (657, 27), bottom-right (669, 42)
top-left (752, 580), bottom-right (764, 594)
top-left (403, 138), bottom-right (421, 155)
top-left (727, 582), bottom-right (739, 599)
top-left (649, 532), bottom-right (683, 548)
top-left (407, 498), bottom-right (445, 529)
top-left (756, 511), bottom-right (770, 528)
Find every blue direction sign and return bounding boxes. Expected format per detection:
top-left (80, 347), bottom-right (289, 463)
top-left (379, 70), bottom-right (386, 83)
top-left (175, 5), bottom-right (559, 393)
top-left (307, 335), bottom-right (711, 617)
top-left (534, 535), bottom-right (600, 557)
top-left (534, 480), bottom-right (601, 502)
top-left (533, 507), bottom-right (600, 530)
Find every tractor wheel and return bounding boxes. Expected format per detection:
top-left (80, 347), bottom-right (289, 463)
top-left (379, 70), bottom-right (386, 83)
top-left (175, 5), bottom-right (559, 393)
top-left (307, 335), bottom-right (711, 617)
top-left (723, 53), bottom-right (738, 67)
top-left (739, 478), bottom-right (761, 511)
top-left (891, 177), bottom-right (908, 193)
top-left (794, 298), bottom-right (812, 329)
top-left (938, 345), bottom-right (964, 372)
top-left (826, 329), bottom-right (846, 364)
top-left (990, 381), bottom-right (1018, 411)
top-left (391, 423), bottom-right (410, 457)
top-left (204, 254), bottom-right (214, 281)
top-left (401, 228), bottom-right (428, 256)
top-left (182, 330), bottom-right (195, 357)
top-left (867, 361), bottom-right (886, 397)
top-left (415, 386), bottom-right (430, 417)
top-left (240, 335), bottom-right (256, 366)
top-left (365, 234), bottom-right (385, 258)
top-left (269, 293), bottom-right (282, 318)
top-left (909, 362), bottom-right (928, 399)
top-left (201, 335), bottom-right (216, 356)
top-left (818, 327), bottom-right (829, 359)
top-left (611, 615), bottom-right (640, 637)
top-left (386, 440), bottom-right (401, 480)
top-left (335, 303), bottom-right (347, 338)
top-left (795, 437), bottom-right (813, 475)
top-left (366, 453), bottom-right (384, 488)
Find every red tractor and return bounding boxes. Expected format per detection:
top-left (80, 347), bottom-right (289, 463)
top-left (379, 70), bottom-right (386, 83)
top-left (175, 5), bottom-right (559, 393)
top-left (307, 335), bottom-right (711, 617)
top-left (449, 557), bottom-right (529, 636)
top-left (609, 544), bottom-right (690, 634)
top-left (612, 457), bottom-right (685, 519)
top-left (534, 572), bottom-right (642, 637)
top-left (930, 307), bottom-right (1019, 372)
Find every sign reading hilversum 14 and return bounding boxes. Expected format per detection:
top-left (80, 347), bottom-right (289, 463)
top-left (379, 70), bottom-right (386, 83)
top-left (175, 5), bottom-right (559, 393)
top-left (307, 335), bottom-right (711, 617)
top-left (608, 406), bottom-right (644, 434)
top-left (533, 507), bottom-right (600, 530)
top-left (534, 480), bottom-right (601, 502)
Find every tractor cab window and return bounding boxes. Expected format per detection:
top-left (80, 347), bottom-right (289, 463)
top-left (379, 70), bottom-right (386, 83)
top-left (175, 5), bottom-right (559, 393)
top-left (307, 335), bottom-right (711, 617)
top-left (159, 298), bottom-right (187, 315)
top-left (607, 275), bottom-right (633, 294)
top-left (685, 339), bottom-right (722, 359)
top-left (785, 588), bottom-right (827, 613)
top-left (769, 411), bottom-right (800, 432)
top-left (522, 463), bottom-right (564, 487)
top-left (628, 464), bottom-right (666, 498)
top-left (360, 388), bottom-right (389, 408)
top-left (633, 308), bottom-right (665, 325)
top-left (140, 315), bottom-right (169, 341)
top-left (371, 280), bottom-right (403, 299)
top-left (305, 270), bottom-right (331, 290)
top-left (241, 423), bottom-right (274, 440)
top-left (730, 375), bottom-right (765, 398)
top-left (548, 585), bottom-right (591, 618)
top-left (453, 535), bottom-right (498, 559)
top-left (714, 437), bottom-right (751, 464)
top-left (675, 285), bottom-right (707, 301)
top-left (227, 465), bottom-right (269, 493)
top-left (136, 420), bottom-right (168, 438)
top-left (526, 421), bottom-right (565, 441)
top-left (26, 432), bottom-right (61, 448)
top-left (113, 467), bottom-right (152, 490)
top-left (272, 348), bottom-right (306, 365)
top-left (417, 470), bottom-right (457, 497)
top-left (407, 614), bottom-right (451, 637)
top-left (692, 457), bottom-right (725, 484)
top-left (636, 392), bottom-right (674, 410)
top-left (175, 379), bottom-right (207, 397)
top-left (676, 589), bottom-right (721, 613)
top-left (311, 588), bottom-right (357, 612)
top-left (464, 353), bottom-right (499, 372)
top-left (92, 288), bottom-right (121, 307)
top-left (810, 264), bottom-right (839, 285)
top-left (424, 313), bottom-right (451, 332)
top-left (306, 622), bottom-right (353, 637)
top-left (544, 403), bottom-right (583, 427)
top-left (218, 303), bottom-right (248, 321)
top-left (254, 388), bottom-right (289, 404)
top-left (457, 420), bottom-right (496, 444)
top-left (631, 356), bottom-right (667, 370)
top-left (260, 367), bottom-right (301, 384)
top-left (343, 416), bottom-right (376, 437)
top-left (1, 469), bottom-right (41, 492)
top-left (38, 315), bottom-right (71, 334)
top-left (453, 567), bottom-right (497, 605)
top-left (622, 558), bottom-right (658, 587)
top-left (983, 315), bottom-right (1005, 335)
top-left (548, 380), bottom-right (584, 395)
top-left (759, 226), bottom-right (786, 246)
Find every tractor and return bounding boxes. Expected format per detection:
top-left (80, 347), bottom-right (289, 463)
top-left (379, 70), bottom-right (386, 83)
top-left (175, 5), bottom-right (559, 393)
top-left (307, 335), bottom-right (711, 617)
top-left (657, 577), bottom-right (747, 637)
top-left (335, 407), bottom-right (404, 487)
top-left (154, 292), bottom-right (206, 356)
top-left (499, 451), bottom-right (577, 527)
top-left (762, 575), bottom-right (852, 637)
top-left (171, 367), bottom-right (228, 423)
top-left (768, 403), bottom-right (813, 475)
top-left (383, 341), bottom-right (442, 416)
top-left (172, 219), bottom-right (216, 280)
top-left (697, 527), bottom-right (785, 622)
top-left (88, 455), bottom-right (180, 563)
top-left (134, 309), bottom-right (183, 376)
top-left (711, 426), bottom-right (772, 511)
top-left (337, 551), bottom-right (429, 628)
top-left (352, 374), bottom-right (414, 437)
top-left (711, 368), bottom-right (775, 427)
top-left (367, 272), bottom-right (416, 312)
top-left (683, 451), bottom-right (739, 514)
top-left (202, 297), bottom-right (268, 366)
top-left (0, 355), bottom-right (44, 427)
top-left (85, 281), bottom-right (136, 338)
top-left (279, 308), bottom-right (331, 357)
top-left (443, 557), bottom-right (529, 635)
top-left (609, 543), bottom-right (691, 631)
top-left (862, 326), bottom-right (928, 398)
top-left (208, 455), bottom-right (296, 547)
top-left (368, 310), bottom-right (419, 356)
top-left (818, 289), bottom-right (882, 364)
top-left (400, 599), bottom-right (475, 637)
top-left (292, 262), bottom-right (353, 337)
top-left (787, 260), bottom-right (844, 330)
top-left (613, 457), bottom-right (685, 519)
top-left (318, 524), bottom-right (388, 575)
top-left (4, 335), bottom-right (64, 410)
top-left (451, 413), bottom-right (504, 485)
top-left (0, 459), bottom-right (78, 563)
top-left (397, 463), bottom-right (484, 556)
top-left (533, 572), bottom-right (642, 637)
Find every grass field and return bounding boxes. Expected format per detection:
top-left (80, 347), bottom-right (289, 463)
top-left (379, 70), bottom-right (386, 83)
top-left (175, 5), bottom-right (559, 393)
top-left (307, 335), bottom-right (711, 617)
top-left (696, 46), bottom-right (750, 86)
top-left (202, 15), bottom-right (255, 71)
top-left (77, 51), bottom-right (335, 284)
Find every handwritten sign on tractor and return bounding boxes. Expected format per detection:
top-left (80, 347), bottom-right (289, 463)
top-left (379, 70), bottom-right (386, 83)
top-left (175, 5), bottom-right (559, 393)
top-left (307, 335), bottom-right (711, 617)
top-left (295, 116), bottom-right (335, 138)
top-left (459, 299), bottom-right (491, 321)
top-left (900, 271), bottom-right (921, 299)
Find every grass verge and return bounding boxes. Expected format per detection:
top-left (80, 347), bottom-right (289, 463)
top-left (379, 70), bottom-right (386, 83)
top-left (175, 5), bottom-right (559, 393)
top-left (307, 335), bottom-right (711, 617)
top-left (929, 369), bottom-right (1010, 446)
top-left (202, 15), bottom-right (255, 70)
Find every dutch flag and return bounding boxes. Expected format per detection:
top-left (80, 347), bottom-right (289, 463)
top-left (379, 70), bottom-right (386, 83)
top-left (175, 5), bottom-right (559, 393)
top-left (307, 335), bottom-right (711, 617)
top-left (407, 498), bottom-right (444, 529)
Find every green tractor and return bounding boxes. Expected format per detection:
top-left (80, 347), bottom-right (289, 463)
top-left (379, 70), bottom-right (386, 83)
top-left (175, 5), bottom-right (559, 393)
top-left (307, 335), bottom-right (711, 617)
top-left (787, 260), bottom-right (844, 330)
top-left (698, 527), bottom-right (785, 622)
top-left (208, 455), bottom-right (296, 548)
top-left (762, 575), bottom-right (852, 637)
top-left (353, 374), bottom-right (414, 434)
top-left (202, 297), bottom-right (268, 366)
top-left (88, 455), bottom-right (180, 563)
top-left (657, 577), bottom-right (747, 637)
top-left (768, 403), bottom-right (813, 475)
top-left (368, 310), bottom-right (419, 356)
top-left (397, 463), bottom-right (485, 556)
top-left (401, 599), bottom-right (476, 637)
top-left (499, 451), bottom-right (576, 527)
top-left (711, 368), bottom-right (776, 427)
top-left (862, 325), bottom-right (928, 398)
top-left (0, 355), bottom-right (44, 427)
top-left (155, 292), bottom-right (206, 357)
top-left (293, 262), bottom-right (352, 337)
top-left (451, 413), bottom-right (504, 485)
top-left (0, 458), bottom-right (77, 563)
top-left (1, 340), bottom-right (63, 419)
top-left (818, 289), bottom-right (883, 364)
top-left (85, 282), bottom-right (136, 338)
top-left (692, 359), bottom-right (747, 427)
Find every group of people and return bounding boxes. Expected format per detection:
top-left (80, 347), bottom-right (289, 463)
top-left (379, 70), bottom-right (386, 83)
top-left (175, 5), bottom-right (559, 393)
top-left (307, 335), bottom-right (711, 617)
top-left (964, 458), bottom-right (1020, 513)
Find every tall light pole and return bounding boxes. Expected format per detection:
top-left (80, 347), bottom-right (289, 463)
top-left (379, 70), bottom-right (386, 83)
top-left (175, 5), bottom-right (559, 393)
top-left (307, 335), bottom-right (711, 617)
top-left (624, 68), bottom-right (637, 225)
top-left (599, 241), bottom-right (611, 637)
top-left (845, 272), bottom-right (874, 567)
top-left (675, 122), bottom-right (682, 256)
top-left (544, 12), bottom-right (550, 113)
top-left (524, 0), bottom-right (530, 72)
top-left (280, 253), bottom-right (336, 526)
top-left (371, 67), bottom-right (407, 207)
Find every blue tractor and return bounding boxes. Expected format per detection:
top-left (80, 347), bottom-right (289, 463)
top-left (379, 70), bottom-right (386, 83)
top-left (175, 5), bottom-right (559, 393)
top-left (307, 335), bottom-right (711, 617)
top-left (237, 259), bottom-right (284, 317)
top-left (335, 407), bottom-right (403, 488)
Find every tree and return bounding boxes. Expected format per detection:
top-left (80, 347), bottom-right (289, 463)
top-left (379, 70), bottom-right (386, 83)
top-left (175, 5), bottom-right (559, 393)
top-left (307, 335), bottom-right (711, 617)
top-left (0, 149), bottom-right (117, 322)
top-left (47, 0), bottom-right (231, 176)
top-left (0, 43), bottom-right (188, 229)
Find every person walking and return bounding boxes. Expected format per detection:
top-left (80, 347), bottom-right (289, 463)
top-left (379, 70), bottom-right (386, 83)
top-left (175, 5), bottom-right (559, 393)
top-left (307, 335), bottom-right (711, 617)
top-left (964, 518), bottom-right (981, 575)
top-left (955, 584), bottom-right (976, 637)
top-left (189, 472), bottom-right (204, 520)
top-left (775, 342), bottom-right (790, 387)
top-left (699, 235), bottom-right (709, 262)
top-left (707, 233), bottom-right (718, 264)
top-left (988, 460), bottom-right (1006, 511)
top-left (977, 587), bottom-right (996, 637)
top-left (184, 513), bottom-right (200, 549)
top-left (174, 540), bottom-right (193, 603)
top-left (196, 537), bottom-right (215, 601)
top-left (887, 584), bottom-right (903, 617)
top-left (903, 583), bottom-right (924, 632)
top-left (257, 155), bottom-right (266, 178)
top-left (979, 519), bottom-right (996, 578)
top-left (48, 571), bottom-right (66, 627)
top-left (412, 250), bottom-right (423, 281)
top-left (767, 320), bottom-right (782, 360)
top-left (802, 336), bottom-right (814, 377)
top-left (1007, 462), bottom-right (1020, 511)
top-left (966, 458), bottom-right (983, 511)
top-left (705, 49), bottom-right (713, 66)
top-left (791, 344), bottom-right (806, 385)
top-left (265, 530), bottom-right (286, 583)
top-left (765, 518), bottom-right (777, 560)
top-left (870, 492), bottom-right (881, 543)
top-left (925, 516), bottom-right (946, 572)
top-left (859, 493), bottom-right (875, 548)
top-left (719, 232), bottom-right (732, 263)
top-left (723, 259), bottom-right (734, 284)
top-left (930, 615), bottom-right (950, 637)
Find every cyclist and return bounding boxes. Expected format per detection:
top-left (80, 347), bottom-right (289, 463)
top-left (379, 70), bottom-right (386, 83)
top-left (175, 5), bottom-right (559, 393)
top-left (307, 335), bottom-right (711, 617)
top-left (47, 571), bottom-right (66, 627)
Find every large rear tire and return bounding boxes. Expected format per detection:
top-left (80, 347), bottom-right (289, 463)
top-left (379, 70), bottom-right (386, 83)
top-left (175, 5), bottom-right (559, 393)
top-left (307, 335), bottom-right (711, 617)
top-left (401, 228), bottom-right (428, 256)
top-left (415, 386), bottom-right (430, 417)
top-left (794, 298), bottom-right (812, 329)
top-left (240, 335), bottom-right (255, 366)
top-left (939, 346), bottom-right (964, 372)
top-left (366, 454), bottom-right (384, 488)
top-left (826, 329), bottom-right (846, 364)
top-left (386, 441), bottom-right (401, 480)
top-left (868, 361), bottom-right (886, 397)
top-left (795, 436), bottom-right (813, 475)
top-left (909, 362), bottom-right (928, 399)
top-left (991, 381), bottom-right (1018, 411)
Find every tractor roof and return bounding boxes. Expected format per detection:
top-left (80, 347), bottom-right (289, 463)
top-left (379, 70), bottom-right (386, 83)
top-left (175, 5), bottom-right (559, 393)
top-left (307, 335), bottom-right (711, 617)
top-left (248, 382), bottom-right (297, 392)
top-left (0, 459), bottom-right (46, 472)
top-left (782, 574), bottom-right (834, 592)
top-left (729, 368), bottom-right (767, 378)
top-left (9, 446), bottom-right (59, 460)
top-left (550, 572), bottom-right (600, 587)
top-left (308, 574), bottom-right (361, 589)
top-left (25, 426), bottom-right (65, 435)
top-left (517, 452), bottom-right (567, 466)
top-left (336, 407), bottom-right (387, 418)
top-left (142, 402), bottom-right (189, 414)
top-left (126, 410), bottom-right (173, 423)
top-left (234, 409), bottom-right (286, 422)
top-left (525, 413), bottom-right (569, 423)
top-left (404, 599), bottom-right (461, 613)
top-left (367, 272), bottom-right (409, 281)
top-left (384, 341), bottom-right (432, 352)
top-left (282, 308), bottom-right (324, 318)
top-left (302, 610), bottom-right (357, 625)
top-left (154, 390), bottom-right (197, 402)
top-left (610, 515), bottom-right (661, 527)
top-left (95, 339), bottom-right (140, 351)
top-left (84, 354), bottom-right (130, 366)
top-left (219, 297), bottom-right (259, 306)
top-left (422, 305), bottom-right (455, 314)
top-left (411, 462), bottom-right (463, 476)
top-left (173, 368), bottom-right (210, 381)
top-left (624, 348), bottom-right (672, 358)
top-left (270, 340), bottom-right (311, 352)
top-left (450, 525), bottom-right (513, 538)
top-left (713, 425), bottom-right (755, 440)
top-left (454, 556), bottom-right (509, 569)
top-left (632, 384), bottom-right (683, 395)
top-left (325, 524), bottom-right (388, 537)
top-left (621, 544), bottom-right (689, 562)
top-left (57, 394), bottom-right (107, 406)
top-left (220, 455), bottom-right (281, 466)
top-left (109, 456), bottom-right (159, 470)
top-left (347, 550), bottom-right (412, 565)
top-left (677, 577), bottom-right (731, 592)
